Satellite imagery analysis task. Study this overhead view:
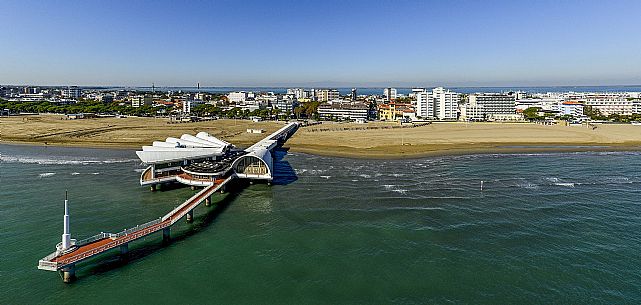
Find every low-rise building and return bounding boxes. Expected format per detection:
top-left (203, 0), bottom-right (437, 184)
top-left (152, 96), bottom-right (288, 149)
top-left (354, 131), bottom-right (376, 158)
top-left (378, 102), bottom-right (415, 121)
top-left (235, 100), bottom-right (267, 112)
top-left (98, 94), bottom-right (114, 104)
top-left (486, 113), bottom-right (524, 122)
top-left (318, 102), bottom-right (369, 121)
top-left (272, 98), bottom-right (299, 114)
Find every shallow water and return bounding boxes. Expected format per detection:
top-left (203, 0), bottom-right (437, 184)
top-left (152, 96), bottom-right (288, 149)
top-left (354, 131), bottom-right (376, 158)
top-left (1, 144), bottom-right (641, 304)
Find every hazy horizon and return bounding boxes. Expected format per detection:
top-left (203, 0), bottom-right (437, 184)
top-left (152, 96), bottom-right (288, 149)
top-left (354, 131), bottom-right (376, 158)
top-left (2, 0), bottom-right (641, 87)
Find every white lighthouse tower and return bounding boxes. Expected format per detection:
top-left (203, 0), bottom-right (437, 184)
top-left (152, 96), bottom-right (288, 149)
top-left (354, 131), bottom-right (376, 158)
top-left (61, 191), bottom-right (71, 250)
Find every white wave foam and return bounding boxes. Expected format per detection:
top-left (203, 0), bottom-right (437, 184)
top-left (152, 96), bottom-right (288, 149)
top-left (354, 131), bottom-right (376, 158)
top-left (90, 172), bottom-right (100, 175)
top-left (320, 175), bottom-right (331, 179)
top-left (555, 182), bottom-right (575, 187)
top-left (39, 173), bottom-right (56, 178)
top-left (385, 206), bottom-right (444, 211)
top-left (0, 155), bottom-right (138, 165)
top-left (383, 184), bottom-right (408, 195)
top-left (516, 182), bottom-right (539, 189)
top-left (71, 172), bottom-right (80, 175)
top-left (359, 174), bottom-right (371, 178)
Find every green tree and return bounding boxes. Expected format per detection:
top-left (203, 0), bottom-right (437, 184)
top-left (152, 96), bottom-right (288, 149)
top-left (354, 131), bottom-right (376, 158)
top-left (523, 107), bottom-right (542, 120)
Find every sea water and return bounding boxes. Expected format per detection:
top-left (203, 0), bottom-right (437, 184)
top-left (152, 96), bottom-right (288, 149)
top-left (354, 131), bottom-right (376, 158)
top-left (1, 144), bottom-right (640, 304)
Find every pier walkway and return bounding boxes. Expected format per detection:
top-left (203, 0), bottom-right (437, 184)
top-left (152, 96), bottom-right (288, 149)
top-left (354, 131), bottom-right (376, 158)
top-left (38, 121), bottom-right (301, 282)
top-left (38, 175), bottom-right (234, 272)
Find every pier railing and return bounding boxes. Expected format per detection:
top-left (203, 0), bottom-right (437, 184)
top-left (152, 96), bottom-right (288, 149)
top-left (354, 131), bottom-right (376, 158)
top-left (115, 218), bottom-right (162, 238)
top-left (38, 260), bottom-right (58, 270)
top-left (76, 232), bottom-right (111, 246)
top-left (54, 221), bottom-right (171, 266)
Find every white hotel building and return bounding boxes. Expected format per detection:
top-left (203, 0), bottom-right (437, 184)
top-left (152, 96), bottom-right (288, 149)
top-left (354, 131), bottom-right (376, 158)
top-left (383, 88), bottom-right (397, 101)
top-left (416, 87), bottom-right (460, 120)
top-left (227, 91), bottom-right (248, 103)
top-left (461, 93), bottom-right (516, 121)
top-left (582, 96), bottom-right (639, 116)
top-left (317, 101), bottom-right (369, 121)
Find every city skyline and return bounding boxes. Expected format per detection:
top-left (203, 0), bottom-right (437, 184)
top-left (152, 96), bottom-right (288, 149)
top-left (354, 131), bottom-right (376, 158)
top-left (2, 0), bottom-right (641, 87)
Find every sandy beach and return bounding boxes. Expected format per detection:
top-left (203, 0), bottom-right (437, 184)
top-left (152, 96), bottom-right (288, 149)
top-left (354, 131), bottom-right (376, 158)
top-left (2, 114), bottom-right (641, 158)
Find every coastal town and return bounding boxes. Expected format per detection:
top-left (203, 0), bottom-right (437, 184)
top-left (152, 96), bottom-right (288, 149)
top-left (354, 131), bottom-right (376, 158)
top-left (2, 85), bottom-right (641, 124)
top-left (5, 0), bottom-right (641, 303)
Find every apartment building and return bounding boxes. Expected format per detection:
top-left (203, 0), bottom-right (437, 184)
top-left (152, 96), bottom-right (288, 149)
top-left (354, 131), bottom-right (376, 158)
top-left (130, 95), bottom-right (153, 108)
top-left (62, 86), bottom-right (82, 99)
top-left (416, 87), bottom-right (460, 120)
top-left (315, 89), bottom-right (340, 102)
top-left (383, 88), bottom-right (397, 101)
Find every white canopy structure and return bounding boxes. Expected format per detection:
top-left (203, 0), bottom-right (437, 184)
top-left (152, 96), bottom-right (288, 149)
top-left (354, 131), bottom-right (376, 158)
top-left (136, 132), bottom-right (233, 164)
top-left (136, 122), bottom-right (300, 187)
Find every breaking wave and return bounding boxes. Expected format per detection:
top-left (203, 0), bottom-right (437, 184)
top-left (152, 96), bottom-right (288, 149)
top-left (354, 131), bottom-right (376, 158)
top-left (0, 155), bottom-right (138, 165)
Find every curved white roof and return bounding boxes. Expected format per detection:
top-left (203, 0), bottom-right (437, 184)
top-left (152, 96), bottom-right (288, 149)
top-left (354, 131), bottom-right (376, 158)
top-left (137, 133), bottom-right (231, 164)
top-left (136, 124), bottom-right (298, 165)
top-left (180, 134), bottom-right (224, 147)
top-left (196, 132), bottom-right (232, 147)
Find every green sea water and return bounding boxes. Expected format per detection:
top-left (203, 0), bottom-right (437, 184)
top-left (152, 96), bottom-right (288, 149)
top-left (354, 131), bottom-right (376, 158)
top-left (1, 144), bottom-right (641, 304)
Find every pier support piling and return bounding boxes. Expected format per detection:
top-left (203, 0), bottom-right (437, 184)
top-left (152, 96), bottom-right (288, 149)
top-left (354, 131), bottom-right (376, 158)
top-left (62, 265), bottom-right (76, 283)
top-left (162, 227), bottom-right (171, 244)
top-left (120, 243), bottom-right (129, 259)
top-left (205, 196), bottom-right (211, 206)
top-left (186, 210), bottom-right (194, 223)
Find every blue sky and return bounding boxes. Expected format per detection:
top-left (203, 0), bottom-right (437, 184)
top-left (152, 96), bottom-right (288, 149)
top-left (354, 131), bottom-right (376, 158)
top-left (1, 0), bottom-right (640, 87)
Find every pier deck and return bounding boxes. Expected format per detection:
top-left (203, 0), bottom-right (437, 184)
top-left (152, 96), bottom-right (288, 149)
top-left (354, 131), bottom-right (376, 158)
top-left (39, 175), bottom-right (234, 271)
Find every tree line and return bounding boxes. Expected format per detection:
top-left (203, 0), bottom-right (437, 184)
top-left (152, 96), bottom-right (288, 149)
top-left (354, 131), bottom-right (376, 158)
top-left (0, 98), bottom-right (322, 120)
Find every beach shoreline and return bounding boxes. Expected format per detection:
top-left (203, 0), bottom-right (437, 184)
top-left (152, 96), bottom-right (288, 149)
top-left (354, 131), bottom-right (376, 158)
top-left (2, 115), bottom-right (641, 159)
